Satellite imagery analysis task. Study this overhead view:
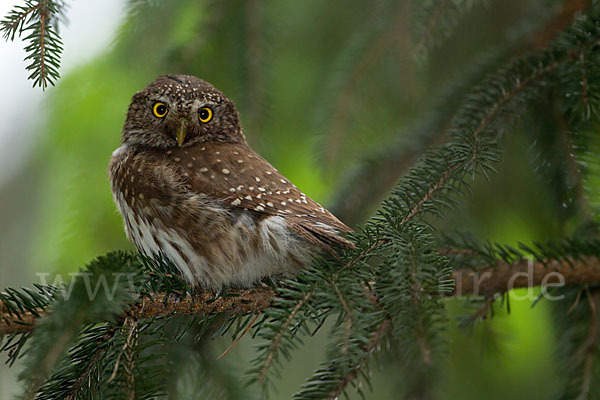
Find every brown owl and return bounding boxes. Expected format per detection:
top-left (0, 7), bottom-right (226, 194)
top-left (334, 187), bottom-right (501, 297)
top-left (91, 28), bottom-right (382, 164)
top-left (109, 74), bottom-right (353, 289)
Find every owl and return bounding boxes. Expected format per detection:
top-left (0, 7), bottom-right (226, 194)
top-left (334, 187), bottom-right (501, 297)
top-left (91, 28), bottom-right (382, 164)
top-left (109, 74), bottom-right (353, 289)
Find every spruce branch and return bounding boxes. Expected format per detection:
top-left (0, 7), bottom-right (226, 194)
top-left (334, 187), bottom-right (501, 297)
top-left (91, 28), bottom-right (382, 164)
top-left (324, 319), bottom-right (391, 400)
top-left (330, 0), bottom-right (593, 224)
top-left (528, 0), bottom-right (593, 49)
top-left (62, 328), bottom-right (116, 400)
top-left (0, 0), bottom-right (65, 89)
top-left (254, 289), bottom-right (314, 384)
top-left (452, 255), bottom-right (600, 298)
top-left (4, 254), bottom-right (600, 335)
top-left (411, 0), bottom-right (484, 59)
top-left (323, 6), bottom-right (408, 166)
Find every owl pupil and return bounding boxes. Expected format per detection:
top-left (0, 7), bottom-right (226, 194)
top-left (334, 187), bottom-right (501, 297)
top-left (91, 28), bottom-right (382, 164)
top-left (200, 109), bottom-right (209, 119)
top-left (157, 105), bottom-right (166, 114)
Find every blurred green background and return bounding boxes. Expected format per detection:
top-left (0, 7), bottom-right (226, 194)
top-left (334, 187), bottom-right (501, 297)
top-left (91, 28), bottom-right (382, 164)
top-left (0, 0), bottom-right (587, 398)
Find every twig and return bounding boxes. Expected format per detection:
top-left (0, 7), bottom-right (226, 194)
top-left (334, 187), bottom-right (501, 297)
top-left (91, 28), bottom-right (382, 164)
top-left (326, 319), bottom-right (391, 400)
top-left (65, 330), bottom-right (116, 400)
top-left (256, 289), bottom-right (313, 383)
top-left (216, 312), bottom-right (261, 360)
top-left (331, 280), bottom-right (353, 357)
top-left (408, 243), bottom-right (432, 364)
top-left (527, 0), bottom-right (592, 50)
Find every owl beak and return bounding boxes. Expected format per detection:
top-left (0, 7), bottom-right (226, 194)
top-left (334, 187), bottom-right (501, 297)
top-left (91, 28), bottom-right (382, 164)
top-left (176, 119), bottom-right (187, 146)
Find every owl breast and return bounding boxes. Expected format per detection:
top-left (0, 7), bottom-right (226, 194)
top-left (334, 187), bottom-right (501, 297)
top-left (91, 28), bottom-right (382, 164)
top-left (109, 146), bottom-right (310, 288)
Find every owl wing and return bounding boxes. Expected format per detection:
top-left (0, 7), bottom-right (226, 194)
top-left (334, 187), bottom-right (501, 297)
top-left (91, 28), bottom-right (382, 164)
top-left (177, 142), bottom-right (354, 252)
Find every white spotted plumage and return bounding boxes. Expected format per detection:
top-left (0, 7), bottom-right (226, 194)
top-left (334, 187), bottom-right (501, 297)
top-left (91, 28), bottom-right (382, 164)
top-left (109, 75), bottom-right (353, 289)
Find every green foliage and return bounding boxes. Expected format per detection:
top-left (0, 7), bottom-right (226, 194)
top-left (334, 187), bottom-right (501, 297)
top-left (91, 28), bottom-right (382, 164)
top-left (0, 0), bottom-right (66, 89)
top-left (3, 0), bottom-right (600, 399)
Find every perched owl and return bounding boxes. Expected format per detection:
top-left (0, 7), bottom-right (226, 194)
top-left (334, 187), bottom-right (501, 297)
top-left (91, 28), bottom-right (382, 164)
top-left (109, 74), bottom-right (353, 289)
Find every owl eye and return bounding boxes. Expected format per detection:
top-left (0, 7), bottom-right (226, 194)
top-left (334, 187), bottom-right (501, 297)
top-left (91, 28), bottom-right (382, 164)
top-left (198, 107), bottom-right (213, 123)
top-left (152, 102), bottom-right (168, 118)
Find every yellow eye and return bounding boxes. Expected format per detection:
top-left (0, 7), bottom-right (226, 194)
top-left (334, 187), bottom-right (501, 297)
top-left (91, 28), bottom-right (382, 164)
top-left (198, 107), bottom-right (213, 123)
top-left (152, 102), bottom-right (168, 118)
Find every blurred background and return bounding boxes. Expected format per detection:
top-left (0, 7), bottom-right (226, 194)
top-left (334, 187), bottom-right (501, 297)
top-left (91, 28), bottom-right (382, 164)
top-left (0, 0), bottom-right (585, 398)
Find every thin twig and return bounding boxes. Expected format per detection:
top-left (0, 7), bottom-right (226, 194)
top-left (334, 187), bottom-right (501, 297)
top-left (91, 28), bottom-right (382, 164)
top-left (1, 2), bottom-right (42, 40)
top-left (216, 312), bottom-right (261, 360)
top-left (256, 289), bottom-right (314, 383)
top-left (331, 280), bottom-right (353, 357)
top-left (65, 330), bottom-right (116, 400)
top-left (38, 0), bottom-right (49, 90)
top-left (326, 319), bottom-right (391, 400)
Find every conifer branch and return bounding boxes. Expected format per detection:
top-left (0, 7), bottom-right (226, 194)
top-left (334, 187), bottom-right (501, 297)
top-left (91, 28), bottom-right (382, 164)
top-left (324, 8), bottom-right (407, 166)
top-left (255, 289), bottom-right (313, 383)
top-left (0, 2), bottom-right (41, 40)
top-left (579, 286), bottom-right (598, 399)
top-left (452, 256), bottom-right (600, 298)
top-left (1, 0), bottom-right (65, 89)
top-left (408, 244), bottom-right (433, 365)
top-left (331, 280), bottom-right (353, 356)
top-left (64, 330), bottom-right (116, 400)
top-left (3, 257), bottom-right (600, 337)
top-left (326, 319), bottom-right (391, 400)
top-left (330, 0), bottom-right (592, 224)
top-left (412, 0), bottom-right (449, 57)
top-left (528, 0), bottom-right (592, 49)
top-left (556, 104), bottom-right (594, 222)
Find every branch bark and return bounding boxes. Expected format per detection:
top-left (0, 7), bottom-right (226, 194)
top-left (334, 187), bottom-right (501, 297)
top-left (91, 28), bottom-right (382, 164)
top-left (2, 256), bottom-right (600, 336)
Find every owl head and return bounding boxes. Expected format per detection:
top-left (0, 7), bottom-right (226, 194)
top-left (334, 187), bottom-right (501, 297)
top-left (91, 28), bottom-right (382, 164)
top-left (122, 75), bottom-right (245, 148)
